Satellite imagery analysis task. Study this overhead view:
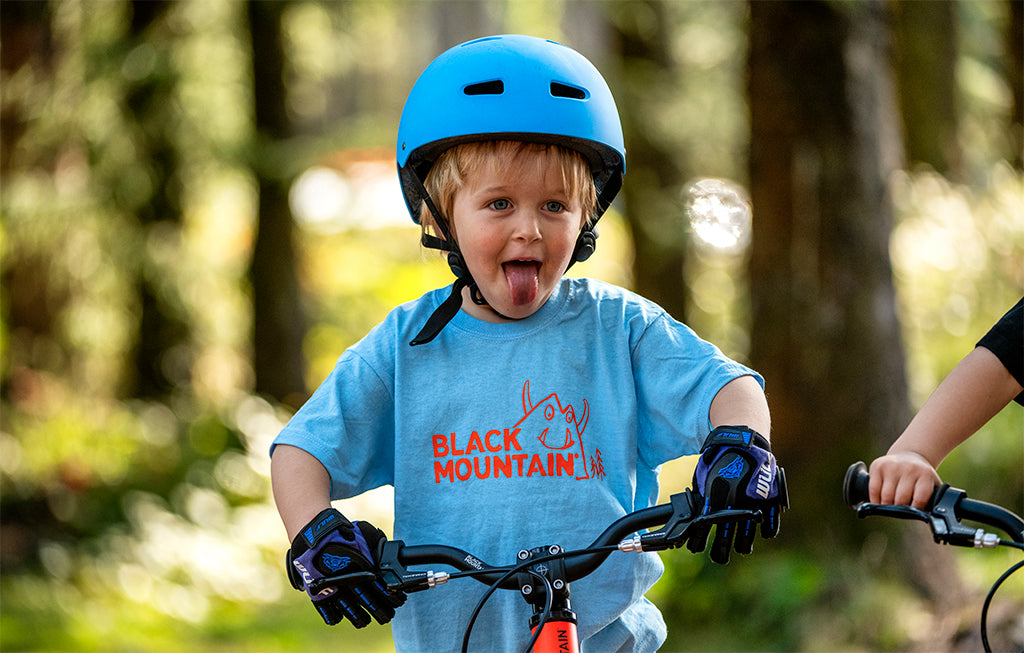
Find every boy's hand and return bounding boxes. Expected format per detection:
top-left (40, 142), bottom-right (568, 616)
top-left (286, 508), bottom-right (406, 627)
top-left (689, 426), bottom-right (787, 564)
top-left (868, 452), bottom-right (940, 509)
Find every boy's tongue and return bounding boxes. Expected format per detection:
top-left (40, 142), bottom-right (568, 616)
top-left (503, 261), bottom-right (539, 306)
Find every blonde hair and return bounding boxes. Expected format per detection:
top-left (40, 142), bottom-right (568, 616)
top-left (419, 141), bottom-right (597, 242)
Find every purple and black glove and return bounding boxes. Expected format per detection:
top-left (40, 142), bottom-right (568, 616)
top-left (688, 426), bottom-right (787, 564)
top-left (287, 508), bottom-right (406, 627)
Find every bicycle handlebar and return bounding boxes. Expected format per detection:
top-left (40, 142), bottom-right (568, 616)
top-left (310, 490), bottom-right (761, 596)
top-left (843, 461), bottom-right (1024, 546)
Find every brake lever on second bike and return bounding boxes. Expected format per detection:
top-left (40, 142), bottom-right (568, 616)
top-left (856, 485), bottom-right (999, 549)
top-left (624, 491), bottom-right (762, 553)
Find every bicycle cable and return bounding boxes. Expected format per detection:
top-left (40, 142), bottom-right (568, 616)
top-left (980, 541), bottom-right (1024, 653)
top-left (457, 544), bottom-right (621, 653)
top-left (459, 565), bottom-right (550, 653)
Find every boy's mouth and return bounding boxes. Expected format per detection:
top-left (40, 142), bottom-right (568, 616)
top-left (502, 260), bottom-right (540, 306)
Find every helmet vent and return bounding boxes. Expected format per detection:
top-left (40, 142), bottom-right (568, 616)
top-left (550, 81), bottom-right (587, 100)
top-left (463, 80), bottom-right (504, 95)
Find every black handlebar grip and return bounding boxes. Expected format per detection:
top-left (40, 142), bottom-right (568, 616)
top-left (843, 461), bottom-right (870, 507)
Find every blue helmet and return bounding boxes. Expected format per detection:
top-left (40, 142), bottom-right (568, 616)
top-left (396, 34), bottom-right (626, 226)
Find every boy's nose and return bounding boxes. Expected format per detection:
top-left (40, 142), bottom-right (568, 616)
top-left (511, 211), bottom-right (542, 240)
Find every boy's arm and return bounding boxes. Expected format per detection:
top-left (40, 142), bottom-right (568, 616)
top-left (271, 444), bottom-right (406, 627)
top-left (271, 444), bottom-right (333, 540)
top-left (709, 374), bottom-right (771, 437)
top-left (869, 346), bottom-right (1023, 508)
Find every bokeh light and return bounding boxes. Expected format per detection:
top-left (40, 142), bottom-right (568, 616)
top-left (683, 177), bottom-right (752, 254)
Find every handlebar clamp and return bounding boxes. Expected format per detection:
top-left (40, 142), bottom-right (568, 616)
top-left (515, 545), bottom-right (576, 625)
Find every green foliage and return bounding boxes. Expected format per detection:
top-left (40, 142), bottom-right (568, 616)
top-left (1, 569), bottom-right (394, 653)
top-left (1, 0), bottom-right (1021, 652)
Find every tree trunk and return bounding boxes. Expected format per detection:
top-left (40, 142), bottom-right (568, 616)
top-left (608, 1), bottom-right (689, 322)
top-left (893, 0), bottom-right (962, 177)
top-left (0, 1), bottom-right (53, 173)
top-left (125, 0), bottom-right (193, 399)
top-left (0, 0), bottom-right (59, 394)
top-left (747, 0), bottom-right (967, 622)
top-left (247, 0), bottom-right (308, 408)
top-left (748, 0), bottom-right (910, 542)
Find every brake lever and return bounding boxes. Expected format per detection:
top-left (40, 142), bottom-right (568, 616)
top-left (307, 571), bottom-right (377, 594)
top-left (925, 485), bottom-right (989, 547)
top-left (855, 502), bottom-right (930, 522)
top-left (632, 491), bottom-right (762, 552)
top-left (855, 485), bottom-right (984, 548)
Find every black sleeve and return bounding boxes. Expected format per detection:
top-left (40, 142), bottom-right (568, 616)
top-left (976, 297), bottom-right (1024, 406)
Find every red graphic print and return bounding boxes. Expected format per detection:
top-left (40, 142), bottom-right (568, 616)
top-left (431, 380), bottom-right (594, 483)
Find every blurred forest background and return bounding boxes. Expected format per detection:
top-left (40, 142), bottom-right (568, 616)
top-left (1, 0), bottom-right (1022, 651)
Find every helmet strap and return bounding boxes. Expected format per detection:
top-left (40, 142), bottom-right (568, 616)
top-left (408, 170), bottom-right (473, 285)
top-left (414, 177), bottom-right (457, 255)
top-left (409, 277), bottom-right (469, 346)
top-left (408, 172), bottom-right (511, 345)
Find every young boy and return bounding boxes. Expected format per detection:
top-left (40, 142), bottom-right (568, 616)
top-left (271, 34), bottom-right (785, 652)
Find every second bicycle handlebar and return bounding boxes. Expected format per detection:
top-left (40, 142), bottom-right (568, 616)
top-left (844, 460), bottom-right (1024, 653)
top-left (843, 461), bottom-right (1024, 545)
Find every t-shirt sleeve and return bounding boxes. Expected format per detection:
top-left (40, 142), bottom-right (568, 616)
top-left (632, 313), bottom-right (764, 468)
top-left (270, 348), bottom-right (396, 500)
top-left (976, 297), bottom-right (1024, 406)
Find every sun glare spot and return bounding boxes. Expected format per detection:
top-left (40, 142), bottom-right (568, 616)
top-left (684, 178), bottom-right (752, 254)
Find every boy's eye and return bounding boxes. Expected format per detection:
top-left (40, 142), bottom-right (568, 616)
top-left (489, 198), bottom-right (511, 211)
top-left (544, 201), bottom-right (565, 213)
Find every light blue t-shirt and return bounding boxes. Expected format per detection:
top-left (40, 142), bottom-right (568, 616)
top-left (272, 277), bottom-right (762, 653)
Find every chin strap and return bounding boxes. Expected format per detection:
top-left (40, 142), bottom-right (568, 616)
top-left (409, 277), bottom-right (468, 346)
top-left (405, 171), bottom-right (480, 346)
top-left (409, 276), bottom-right (514, 346)
top-left (409, 172), bottom-right (510, 346)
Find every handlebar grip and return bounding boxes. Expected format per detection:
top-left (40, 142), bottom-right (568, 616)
top-left (843, 461), bottom-right (870, 507)
top-left (843, 461), bottom-right (940, 529)
top-left (844, 460), bottom-right (946, 511)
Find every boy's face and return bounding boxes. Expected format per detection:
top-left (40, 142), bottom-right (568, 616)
top-left (451, 151), bottom-right (586, 322)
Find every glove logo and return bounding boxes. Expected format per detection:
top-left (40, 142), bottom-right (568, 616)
top-left (720, 430), bottom-right (751, 445)
top-left (754, 460), bottom-right (773, 499)
top-left (719, 457), bottom-right (745, 480)
top-left (293, 559), bottom-right (314, 584)
top-left (322, 553), bottom-right (352, 573)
